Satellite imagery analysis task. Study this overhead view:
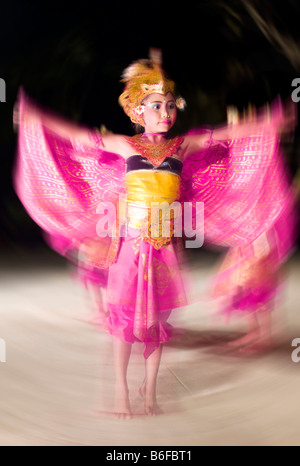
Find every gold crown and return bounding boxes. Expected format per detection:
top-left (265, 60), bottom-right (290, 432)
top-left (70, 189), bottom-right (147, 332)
top-left (118, 49), bottom-right (178, 125)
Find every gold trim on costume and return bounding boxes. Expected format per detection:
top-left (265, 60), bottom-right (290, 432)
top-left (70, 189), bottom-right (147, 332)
top-left (124, 171), bottom-right (182, 249)
top-left (125, 135), bottom-right (183, 166)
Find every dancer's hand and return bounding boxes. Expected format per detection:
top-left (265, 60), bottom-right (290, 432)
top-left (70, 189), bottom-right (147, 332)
top-left (272, 98), bottom-right (298, 138)
top-left (227, 97), bottom-right (297, 141)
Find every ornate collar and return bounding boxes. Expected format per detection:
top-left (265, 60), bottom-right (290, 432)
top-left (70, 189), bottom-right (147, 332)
top-left (124, 134), bottom-right (183, 167)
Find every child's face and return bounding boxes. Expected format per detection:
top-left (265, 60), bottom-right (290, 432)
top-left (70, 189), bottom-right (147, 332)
top-left (141, 92), bottom-right (177, 133)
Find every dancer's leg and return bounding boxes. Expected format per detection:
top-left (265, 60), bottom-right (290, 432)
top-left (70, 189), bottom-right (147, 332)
top-left (227, 313), bottom-right (261, 348)
top-left (257, 311), bottom-right (272, 340)
top-left (141, 344), bottom-right (163, 416)
top-left (239, 310), bottom-right (274, 352)
top-left (227, 308), bottom-right (273, 350)
top-left (87, 283), bottom-right (108, 324)
top-left (113, 336), bottom-right (132, 419)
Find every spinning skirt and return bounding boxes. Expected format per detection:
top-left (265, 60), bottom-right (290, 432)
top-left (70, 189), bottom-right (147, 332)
top-left (106, 227), bottom-right (188, 358)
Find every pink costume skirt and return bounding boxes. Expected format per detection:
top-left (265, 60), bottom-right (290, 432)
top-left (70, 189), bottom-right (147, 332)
top-left (106, 227), bottom-right (188, 358)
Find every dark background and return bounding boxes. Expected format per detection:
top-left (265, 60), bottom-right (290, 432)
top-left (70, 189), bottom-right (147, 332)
top-left (1, 0), bottom-right (300, 254)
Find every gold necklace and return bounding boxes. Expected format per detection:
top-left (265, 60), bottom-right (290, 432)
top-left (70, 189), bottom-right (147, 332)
top-left (125, 134), bottom-right (183, 167)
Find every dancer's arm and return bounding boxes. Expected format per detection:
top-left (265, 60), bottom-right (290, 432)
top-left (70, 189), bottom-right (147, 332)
top-left (37, 109), bottom-right (127, 156)
top-left (180, 99), bottom-right (296, 160)
top-left (14, 92), bottom-right (128, 157)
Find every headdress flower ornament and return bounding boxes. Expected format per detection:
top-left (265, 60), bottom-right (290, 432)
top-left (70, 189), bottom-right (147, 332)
top-left (118, 49), bottom-right (186, 126)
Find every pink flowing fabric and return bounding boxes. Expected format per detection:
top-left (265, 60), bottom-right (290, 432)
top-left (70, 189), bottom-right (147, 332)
top-left (14, 89), bottom-right (125, 266)
top-left (13, 89), bottom-right (298, 356)
top-left (106, 228), bottom-right (187, 358)
top-left (180, 123), bottom-right (298, 317)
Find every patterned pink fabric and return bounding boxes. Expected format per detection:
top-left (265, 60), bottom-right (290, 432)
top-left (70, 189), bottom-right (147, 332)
top-left (14, 89), bottom-right (125, 260)
top-left (13, 90), bottom-right (298, 356)
top-left (106, 228), bottom-right (187, 358)
top-left (181, 122), bottom-right (298, 317)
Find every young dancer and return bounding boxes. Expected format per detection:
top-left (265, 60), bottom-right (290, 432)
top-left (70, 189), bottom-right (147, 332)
top-left (14, 49), bottom-right (297, 417)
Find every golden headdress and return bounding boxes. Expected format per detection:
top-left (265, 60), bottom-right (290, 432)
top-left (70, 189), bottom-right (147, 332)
top-left (118, 49), bottom-right (185, 126)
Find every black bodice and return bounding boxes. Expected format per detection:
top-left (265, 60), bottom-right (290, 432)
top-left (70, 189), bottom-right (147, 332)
top-left (126, 155), bottom-right (183, 176)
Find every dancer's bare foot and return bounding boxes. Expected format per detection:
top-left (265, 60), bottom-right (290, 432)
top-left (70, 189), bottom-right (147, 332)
top-left (226, 329), bottom-right (261, 348)
top-left (236, 334), bottom-right (276, 354)
top-left (139, 384), bottom-right (163, 416)
top-left (144, 401), bottom-right (164, 416)
top-left (214, 332), bottom-right (275, 358)
top-left (208, 329), bottom-right (274, 356)
top-left (113, 387), bottom-right (132, 420)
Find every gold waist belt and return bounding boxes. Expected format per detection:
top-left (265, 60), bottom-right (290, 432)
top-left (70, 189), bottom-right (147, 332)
top-left (123, 171), bottom-right (181, 249)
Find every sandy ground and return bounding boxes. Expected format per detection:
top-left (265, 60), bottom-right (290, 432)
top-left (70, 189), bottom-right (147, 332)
top-left (0, 246), bottom-right (300, 446)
